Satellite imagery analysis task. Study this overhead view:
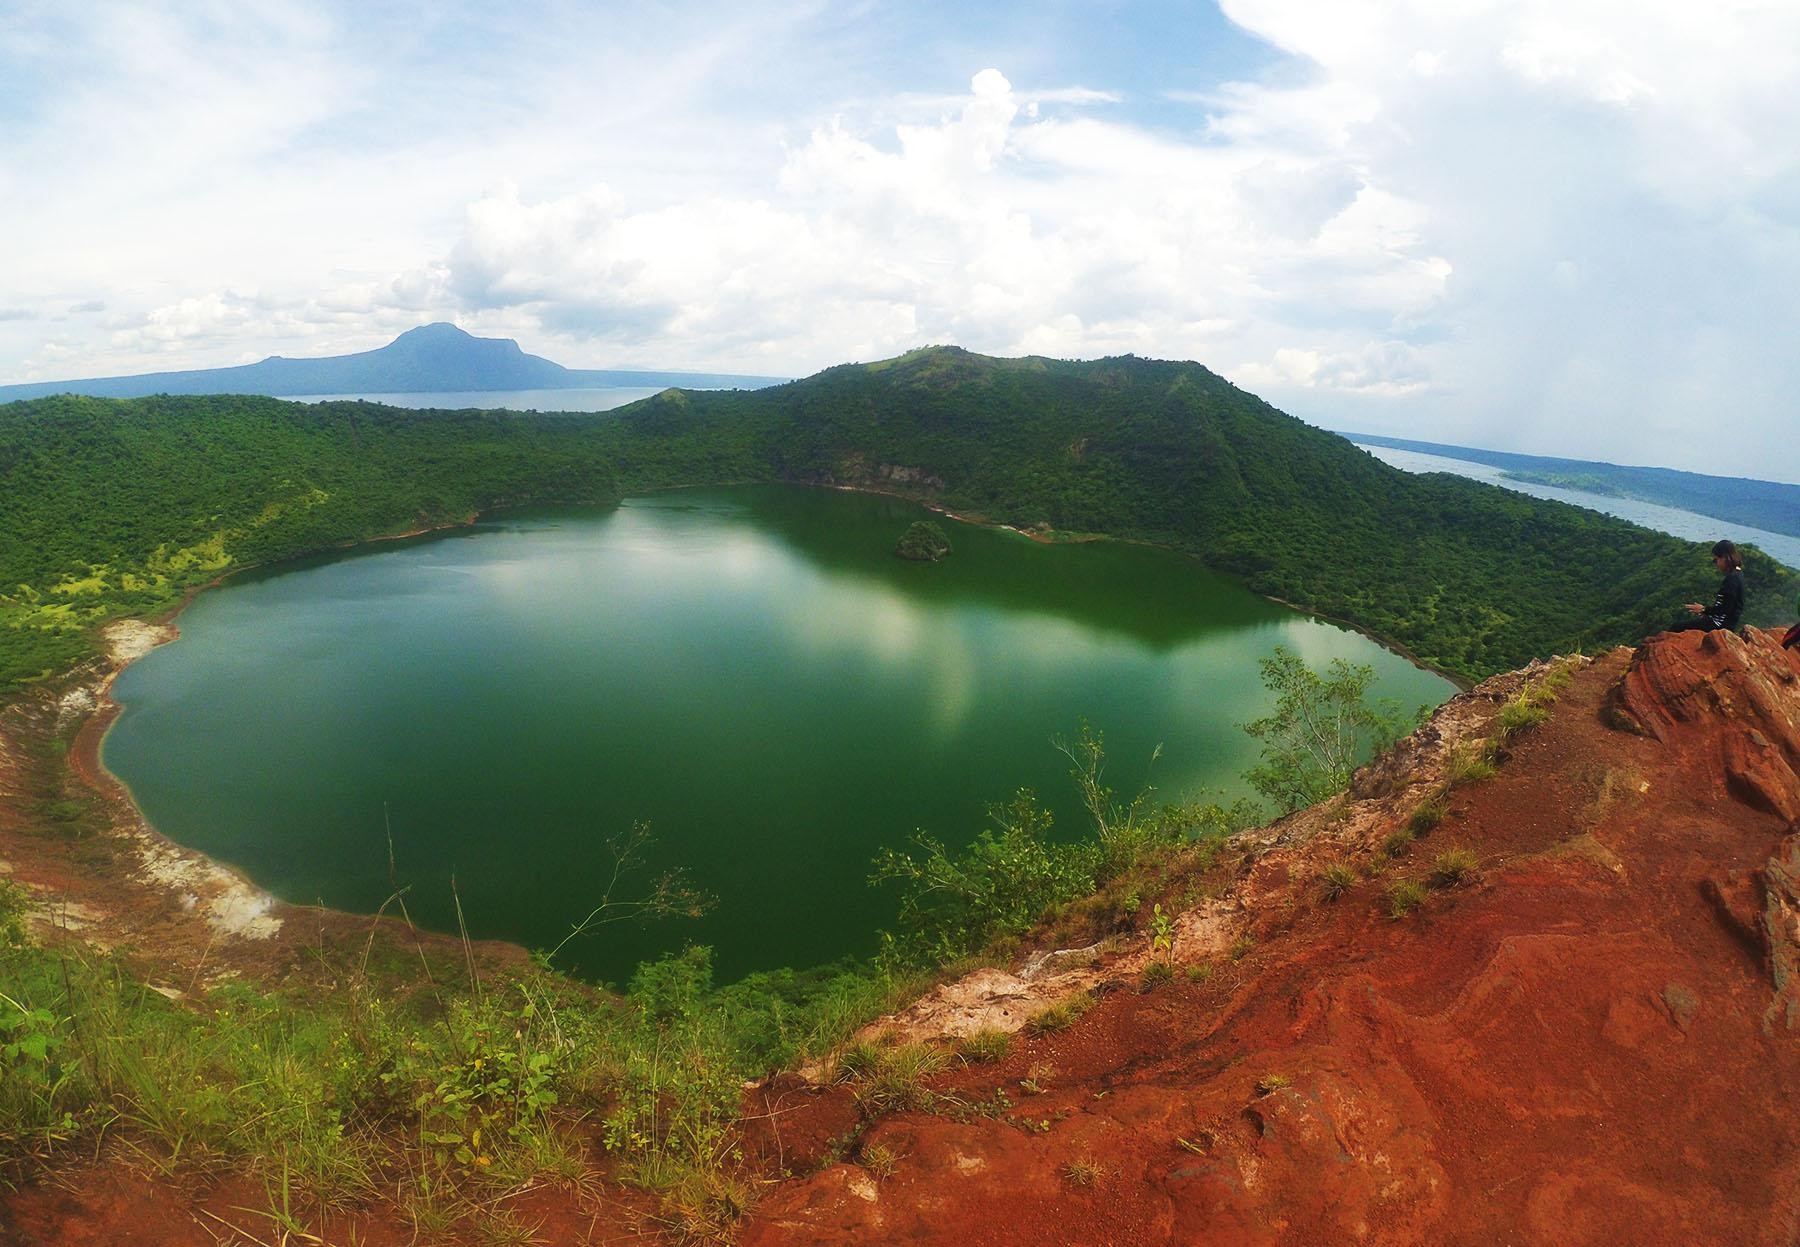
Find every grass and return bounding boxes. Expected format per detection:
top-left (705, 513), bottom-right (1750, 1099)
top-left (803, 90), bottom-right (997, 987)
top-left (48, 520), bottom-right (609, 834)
top-left (955, 1028), bottom-right (1011, 1065)
top-left (1319, 863), bottom-right (1357, 901)
top-left (1429, 849), bottom-right (1479, 889)
top-left (1384, 827), bottom-right (1416, 857)
top-left (1408, 796), bottom-right (1447, 835)
top-left (1139, 960), bottom-right (1174, 991)
top-left (1062, 1157), bottom-right (1105, 1187)
top-left (1444, 741), bottom-right (1498, 788)
top-left (1185, 963), bottom-right (1214, 983)
top-left (850, 1043), bottom-right (950, 1116)
top-left (1254, 1072), bottom-right (1291, 1096)
top-left (860, 1142), bottom-right (902, 1179)
top-left (1024, 994), bottom-right (1093, 1037)
top-left (1387, 879), bottom-right (1427, 918)
top-left (1228, 935), bottom-right (1254, 961)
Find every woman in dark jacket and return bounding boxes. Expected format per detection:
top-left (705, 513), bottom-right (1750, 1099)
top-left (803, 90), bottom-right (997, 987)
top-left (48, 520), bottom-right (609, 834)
top-left (1674, 540), bottom-right (1745, 633)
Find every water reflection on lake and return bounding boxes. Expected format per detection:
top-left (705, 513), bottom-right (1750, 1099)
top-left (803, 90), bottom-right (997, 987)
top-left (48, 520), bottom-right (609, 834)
top-left (105, 486), bottom-right (1454, 981)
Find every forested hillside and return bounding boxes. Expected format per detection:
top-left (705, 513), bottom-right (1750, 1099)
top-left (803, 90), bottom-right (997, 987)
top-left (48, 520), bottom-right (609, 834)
top-left (3, 348), bottom-right (1793, 688)
top-left (0, 394), bottom-right (624, 682)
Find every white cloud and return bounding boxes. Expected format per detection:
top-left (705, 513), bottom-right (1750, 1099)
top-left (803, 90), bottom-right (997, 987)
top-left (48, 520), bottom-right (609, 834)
top-left (4, 2), bottom-right (1799, 481)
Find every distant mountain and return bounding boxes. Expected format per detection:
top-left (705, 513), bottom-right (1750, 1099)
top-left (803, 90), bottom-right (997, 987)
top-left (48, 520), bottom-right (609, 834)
top-left (1346, 432), bottom-right (1800, 541)
top-left (0, 323), bottom-right (784, 401)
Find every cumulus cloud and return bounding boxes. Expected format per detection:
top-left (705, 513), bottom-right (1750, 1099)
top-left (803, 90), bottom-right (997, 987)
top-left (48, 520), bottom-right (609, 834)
top-left (407, 66), bottom-right (1448, 379)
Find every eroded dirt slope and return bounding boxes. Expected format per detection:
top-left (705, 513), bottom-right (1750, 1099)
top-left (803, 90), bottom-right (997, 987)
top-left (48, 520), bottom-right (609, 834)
top-left (744, 628), bottom-right (1800, 1246)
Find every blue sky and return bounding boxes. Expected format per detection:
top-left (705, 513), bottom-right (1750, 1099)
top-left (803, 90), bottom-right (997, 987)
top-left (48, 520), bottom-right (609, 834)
top-left (2, 0), bottom-right (1797, 482)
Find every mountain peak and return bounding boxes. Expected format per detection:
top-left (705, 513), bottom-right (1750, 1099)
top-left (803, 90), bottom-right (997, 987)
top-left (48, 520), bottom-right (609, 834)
top-left (391, 322), bottom-right (475, 344)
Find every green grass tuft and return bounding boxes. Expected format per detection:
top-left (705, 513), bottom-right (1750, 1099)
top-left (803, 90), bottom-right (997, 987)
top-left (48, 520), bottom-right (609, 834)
top-left (1429, 849), bottom-right (1479, 889)
top-left (1319, 863), bottom-right (1358, 901)
top-left (1387, 879), bottom-right (1427, 918)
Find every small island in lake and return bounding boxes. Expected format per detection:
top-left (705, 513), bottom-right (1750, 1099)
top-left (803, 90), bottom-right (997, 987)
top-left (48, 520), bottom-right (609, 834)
top-left (895, 520), bottom-right (952, 562)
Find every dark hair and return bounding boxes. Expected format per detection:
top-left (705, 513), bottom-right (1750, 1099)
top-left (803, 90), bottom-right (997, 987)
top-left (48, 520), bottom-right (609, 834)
top-left (1712, 539), bottom-right (1742, 570)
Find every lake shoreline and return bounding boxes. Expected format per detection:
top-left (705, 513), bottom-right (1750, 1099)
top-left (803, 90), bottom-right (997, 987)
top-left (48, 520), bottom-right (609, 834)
top-left (8, 480), bottom-right (1457, 982)
top-left (821, 479), bottom-right (1473, 690)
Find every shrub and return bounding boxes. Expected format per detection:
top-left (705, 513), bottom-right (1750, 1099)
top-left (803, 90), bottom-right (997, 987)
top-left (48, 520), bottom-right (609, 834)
top-left (870, 790), bottom-right (1095, 965)
top-left (1242, 647), bottom-right (1415, 813)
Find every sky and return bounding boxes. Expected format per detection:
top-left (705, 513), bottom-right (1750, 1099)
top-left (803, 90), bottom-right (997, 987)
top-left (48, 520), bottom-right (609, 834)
top-left (2, 0), bottom-right (1797, 483)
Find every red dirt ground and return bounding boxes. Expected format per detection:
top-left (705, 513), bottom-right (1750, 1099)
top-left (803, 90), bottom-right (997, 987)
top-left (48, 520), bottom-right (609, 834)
top-left (4, 627), bottom-right (1798, 1244)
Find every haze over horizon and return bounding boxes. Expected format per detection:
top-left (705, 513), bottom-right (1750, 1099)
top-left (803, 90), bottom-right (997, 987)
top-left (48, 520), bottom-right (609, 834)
top-left (4, 2), bottom-right (1798, 483)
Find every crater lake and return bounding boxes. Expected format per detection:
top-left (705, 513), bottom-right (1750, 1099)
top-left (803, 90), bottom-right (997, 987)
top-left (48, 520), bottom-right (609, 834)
top-left (103, 486), bottom-right (1454, 982)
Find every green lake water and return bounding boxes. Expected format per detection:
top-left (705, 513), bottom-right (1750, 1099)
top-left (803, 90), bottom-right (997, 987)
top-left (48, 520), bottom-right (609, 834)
top-left (104, 486), bottom-right (1454, 982)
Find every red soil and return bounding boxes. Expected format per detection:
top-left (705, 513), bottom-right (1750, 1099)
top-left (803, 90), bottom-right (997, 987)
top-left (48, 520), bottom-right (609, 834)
top-left (741, 628), bottom-right (1800, 1246)
top-left (5, 627), bottom-right (1799, 1245)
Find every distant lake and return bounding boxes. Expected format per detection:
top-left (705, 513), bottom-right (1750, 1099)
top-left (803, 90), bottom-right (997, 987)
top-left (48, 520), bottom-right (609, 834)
top-left (1358, 442), bottom-right (1800, 569)
top-left (284, 387), bottom-right (668, 412)
top-left (104, 486), bottom-right (1452, 982)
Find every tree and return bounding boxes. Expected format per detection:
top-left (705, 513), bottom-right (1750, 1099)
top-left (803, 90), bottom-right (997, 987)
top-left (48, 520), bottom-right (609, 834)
top-left (1242, 646), bottom-right (1411, 813)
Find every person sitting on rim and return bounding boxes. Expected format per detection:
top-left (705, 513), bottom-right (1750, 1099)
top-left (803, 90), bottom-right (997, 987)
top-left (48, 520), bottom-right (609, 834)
top-left (1672, 539), bottom-right (1745, 634)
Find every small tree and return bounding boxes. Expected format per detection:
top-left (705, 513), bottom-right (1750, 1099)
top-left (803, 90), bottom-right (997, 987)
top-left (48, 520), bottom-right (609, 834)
top-left (1242, 646), bottom-right (1410, 813)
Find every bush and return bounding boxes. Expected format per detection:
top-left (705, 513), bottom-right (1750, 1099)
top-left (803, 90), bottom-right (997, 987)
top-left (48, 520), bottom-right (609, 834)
top-left (871, 790), bottom-right (1095, 966)
top-left (1242, 647), bottom-right (1414, 813)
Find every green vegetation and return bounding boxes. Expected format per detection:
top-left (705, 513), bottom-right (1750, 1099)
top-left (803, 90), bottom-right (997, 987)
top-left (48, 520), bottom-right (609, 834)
top-left (7, 349), bottom-right (1796, 689)
top-left (1430, 849), bottom-right (1480, 888)
top-left (1319, 863), bottom-right (1358, 901)
top-left (0, 394), bottom-right (631, 687)
top-left (846, 1043), bottom-right (950, 1116)
top-left (1024, 995), bottom-right (1092, 1036)
top-left (893, 519), bottom-right (952, 561)
top-left (870, 725), bottom-right (1256, 966)
top-left (955, 1028), bottom-right (1011, 1064)
top-left (1409, 796), bottom-right (1448, 835)
top-left (1387, 879), bottom-right (1427, 918)
top-left (1243, 646), bottom-right (1412, 813)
